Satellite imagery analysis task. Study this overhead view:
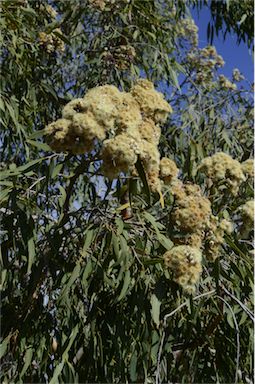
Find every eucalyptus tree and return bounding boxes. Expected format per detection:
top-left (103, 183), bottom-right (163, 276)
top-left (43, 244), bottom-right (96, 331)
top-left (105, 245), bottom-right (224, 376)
top-left (0, 1), bottom-right (253, 383)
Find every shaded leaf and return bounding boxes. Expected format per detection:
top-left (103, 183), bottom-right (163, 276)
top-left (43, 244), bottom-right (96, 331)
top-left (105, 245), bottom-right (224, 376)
top-left (150, 294), bottom-right (161, 327)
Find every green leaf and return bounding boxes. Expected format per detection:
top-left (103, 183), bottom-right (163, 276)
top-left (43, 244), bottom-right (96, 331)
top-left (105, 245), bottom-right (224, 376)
top-left (157, 233), bottom-right (173, 250)
top-left (51, 163), bottom-right (63, 179)
top-left (150, 294), bottom-right (161, 327)
top-left (27, 237), bottom-right (35, 274)
top-left (5, 102), bottom-right (19, 129)
top-left (239, 14), bottom-right (247, 25)
top-left (135, 157), bottom-right (151, 205)
top-left (18, 159), bottom-right (42, 173)
top-left (239, 311), bottom-right (248, 326)
top-left (82, 259), bottom-right (93, 284)
top-left (0, 269), bottom-right (7, 290)
top-left (27, 139), bottom-right (51, 152)
top-left (0, 180), bottom-right (13, 187)
top-left (151, 330), bottom-right (160, 364)
top-left (49, 361), bottom-right (65, 384)
top-left (0, 97), bottom-right (5, 112)
top-left (143, 212), bottom-right (164, 231)
top-left (63, 324), bottom-right (79, 360)
top-left (59, 264), bottom-right (81, 301)
top-left (226, 310), bottom-right (235, 329)
top-left (0, 159), bottom-right (44, 180)
top-left (133, 30), bottom-right (139, 40)
top-left (28, 129), bottom-right (47, 139)
top-left (112, 233), bottom-right (120, 258)
top-left (0, 187), bottom-right (12, 204)
top-left (115, 217), bottom-right (124, 235)
top-left (82, 229), bottom-right (94, 254)
top-left (53, 30), bottom-right (71, 45)
top-left (118, 270), bottom-right (131, 301)
top-left (20, 347), bottom-right (33, 379)
top-left (0, 334), bottom-right (11, 359)
top-left (119, 235), bottom-right (129, 260)
top-left (129, 350), bottom-right (138, 382)
top-left (168, 66), bottom-right (180, 90)
top-left (20, 6), bottom-right (37, 17)
top-left (58, 185), bottom-right (67, 208)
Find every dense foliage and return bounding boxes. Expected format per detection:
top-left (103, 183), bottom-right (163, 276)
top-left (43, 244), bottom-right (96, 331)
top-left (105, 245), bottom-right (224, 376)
top-left (0, 1), bottom-right (254, 383)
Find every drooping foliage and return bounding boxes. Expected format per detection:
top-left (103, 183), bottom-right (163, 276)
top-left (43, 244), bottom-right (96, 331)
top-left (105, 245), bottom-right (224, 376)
top-left (190, 0), bottom-right (254, 48)
top-left (0, 1), bottom-right (253, 383)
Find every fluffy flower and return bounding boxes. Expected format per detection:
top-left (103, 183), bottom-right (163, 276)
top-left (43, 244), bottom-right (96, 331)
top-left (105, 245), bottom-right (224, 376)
top-left (204, 216), bottom-right (233, 261)
top-left (138, 118), bottom-right (161, 144)
top-left (131, 79), bottom-right (172, 123)
top-left (239, 200), bottom-right (254, 223)
top-left (241, 159), bottom-right (254, 178)
top-left (187, 46), bottom-right (225, 86)
top-left (160, 157), bottom-right (179, 184)
top-left (198, 152), bottom-right (246, 195)
top-left (102, 45), bottom-right (136, 70)
top-left (101, 134), bottom-right (139, 178)
top-left (219, 75), bottom-right (237, 90)
top-left (177, 18), bottom-right (198, 46)
top-left (140, 141), bottom-right (161, 193)
top-left (88, 0), bottom-right (106, 10)
top-left (45, 80), bottom-right (172, 193)
top-left (115, 93), bottom-right (142, 136)
top-left (173, 233), bottom-right (203, 249)
top-left (72, 112), bottom-right (106, 141)
top-left (83, 85), bottom-right (123, 131)
top-left (62, 98), bottom-right (88, 120)
top-left (232, 68), bottom-right (244, 82)
top-left (38, 29), bottom-right (65, 53)
top-left (163, 246), bottom-right (202, 293)
top-left (46, 5), bottom-right (58, 18)
top-left (171, 183), bottom-right (212, 232)
top-left (45, 118), bottom-right (92, 154)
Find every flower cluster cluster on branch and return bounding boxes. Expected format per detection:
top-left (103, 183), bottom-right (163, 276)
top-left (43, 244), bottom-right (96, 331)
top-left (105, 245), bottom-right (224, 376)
top-left (45, 79), bottom-right (172, 193)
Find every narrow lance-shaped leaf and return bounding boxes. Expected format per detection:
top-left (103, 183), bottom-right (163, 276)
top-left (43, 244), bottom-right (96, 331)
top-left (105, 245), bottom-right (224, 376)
top-left (27, 236), bottom-right (35, 274)
top-left (150, 294), bottom-right (161, 327)
top-left (20, 347), bottom-right (33, 380)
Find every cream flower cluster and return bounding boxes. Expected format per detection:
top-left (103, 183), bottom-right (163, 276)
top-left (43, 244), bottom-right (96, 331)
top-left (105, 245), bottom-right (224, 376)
top-left (102, 45), bottom-right (136, 70)
top-left (164, 246), bottom-right (202, 294)
top-left (88, 0), bottom-right (128, 11)
top-left (218, 75), bottom-right (237, 91)
top-left (198, 152), bottom-right (246, 195)
top-left (159, 157), bottom-right (179, 185)
top-left (239, 200), bottom-right (254, 225)
top-left (45, 80), bottom-right (172, 192)
top-left (38, 29), bottom-right (65, 54)
top-left (163, 171), bottom-right (234, 290)
top-left (176, 18), bottom-right (198, 46)
top-left (46, 85), bottom-right (123, 154)
top-left (171, 182), bottom-right (211, 234)
top-left (39, 4), bottom-right (58, 19)
top-left (236, 121), bottom-right (253, 146)
top-left (241, 159), bottom-right (254, 179)
top-left (45, 5), bottom-right (58, 19)
top-left (204, 217), bottom-right (233, 262)
top-left (170, 180), bottom-right (233, 261)
top-left (232, 68), bottom-right (244, 82)
top-left (88, 0), bottom-right (107, 10)
top-left (235, 200), bottom-right (254, 239)
top-left (187, 46), bottom-right (225, 84)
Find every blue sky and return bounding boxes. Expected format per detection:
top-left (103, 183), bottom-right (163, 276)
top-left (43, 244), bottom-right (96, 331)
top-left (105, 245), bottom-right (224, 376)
top-left (192, 7), bottom-right (253, 83)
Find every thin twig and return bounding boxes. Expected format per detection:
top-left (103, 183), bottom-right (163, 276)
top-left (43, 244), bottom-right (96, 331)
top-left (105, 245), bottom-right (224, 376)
top-left (156, 289), bottom-right (216, 384)
top-left (221, 286), bottom-right (254, 320)
top-left (216, 295), bottom-right (240, 384)
top-left (25, 176), bottom-right (46, 196)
